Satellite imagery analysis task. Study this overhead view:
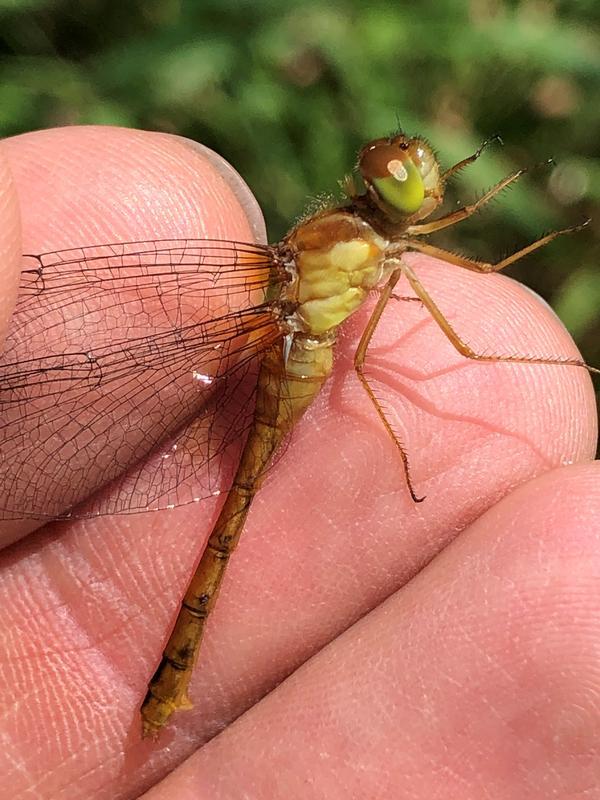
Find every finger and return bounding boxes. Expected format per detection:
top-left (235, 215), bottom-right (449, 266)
top-left (1, 129), bottom-right (597, 797)
top-left (0, 143), bottom-right (22, 347)
top-left (138, 462), bottom-right (600, 799)
top-left (0, 125), bottom-right (266, 546)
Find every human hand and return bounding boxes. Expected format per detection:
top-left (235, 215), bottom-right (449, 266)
top-left (0, 126), bottom-right (598, 799)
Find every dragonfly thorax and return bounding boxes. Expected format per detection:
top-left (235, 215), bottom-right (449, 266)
top-left (283, 210), bottom-right (392, 336)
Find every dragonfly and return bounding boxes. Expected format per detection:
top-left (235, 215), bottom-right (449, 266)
top-left (0, 132), bottom-right (596, 738)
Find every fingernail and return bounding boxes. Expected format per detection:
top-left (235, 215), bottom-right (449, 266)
top-left (179, 137), bottom-right (267, 244)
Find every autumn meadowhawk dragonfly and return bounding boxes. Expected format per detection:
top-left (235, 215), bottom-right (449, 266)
top-left (0, 132), bottom-right (596, 737)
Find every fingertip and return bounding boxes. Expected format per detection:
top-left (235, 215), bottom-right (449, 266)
top-left (176, 137), bottom-right (267, 244)
top-left (2, 126), bottom-right (265, 252)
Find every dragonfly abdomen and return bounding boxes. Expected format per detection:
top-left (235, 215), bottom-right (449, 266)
top-left (140, 334), bottom-right (332, 737)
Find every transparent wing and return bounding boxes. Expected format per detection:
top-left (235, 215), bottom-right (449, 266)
top-left (0, 239), bottom-right (285, 520)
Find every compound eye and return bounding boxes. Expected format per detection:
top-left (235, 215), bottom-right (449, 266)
top-left (410, 140), bottom-right (440, 192)
top-left (414, 144), bottom-right (434, 176)
top-left (359, 137), bottom-right (425, 215)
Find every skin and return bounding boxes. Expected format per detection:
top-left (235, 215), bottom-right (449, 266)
top-left (0, 126), bottom-right (598, 800)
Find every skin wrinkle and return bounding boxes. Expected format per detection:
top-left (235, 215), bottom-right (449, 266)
top-left (8, 700), bottom-right (104, 800)
top-left (36, 689), bottom-right (126, 798)
top-left (43, 536), bottom-right (170, 689)
top-left (1, 736), bottom-right (39, 800)
top-left (0, 579), bottom-right (69, 659)
top-left (0, 618), bottom-right (146, 667)
top-left (27, 739), bottom-right (119, 800)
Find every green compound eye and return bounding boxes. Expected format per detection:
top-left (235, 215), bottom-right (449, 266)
top-left (358, 135), bottom-right (431, 216)
top-left (372, 157), bottom-right (425, 214)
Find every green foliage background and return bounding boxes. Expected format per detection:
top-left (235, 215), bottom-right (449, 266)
top-left (1, 0), bottom-right (598, 410)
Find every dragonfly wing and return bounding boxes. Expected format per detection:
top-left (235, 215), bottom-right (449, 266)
top-left (0, 239), bottom-right (282, 521)
top-left (79, 353), bottom-right (260, 517)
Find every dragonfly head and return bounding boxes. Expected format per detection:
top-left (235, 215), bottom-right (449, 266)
top-left (358, 134), bottom-right (443, 220)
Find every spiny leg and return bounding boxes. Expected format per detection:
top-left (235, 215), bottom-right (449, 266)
top-left (391, 295), bottom-right (423, 304)
top-left (398, 259), bottom-right (599, 375)
top-left (354, 270), bottom-right (425, 503)
top-left (441, 134), bottom-right (503, 182)
top-left (406, 165), bottom-right (539, 236)
top-left (404, 219), bottom-right (590, 274)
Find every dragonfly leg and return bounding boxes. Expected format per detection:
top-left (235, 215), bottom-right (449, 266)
top-left (354, 270), bottom-right (425, 503)
top-left (390, 294), bottom-right (422, 303)
top-left (406, 167), bottom-right (529, 236)
top-left (441, 134), bottom-right (503, 182)
top-left (404, 219), bottom-right (590, 274)
top-left (398, 260), bottom-right (599, 375)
